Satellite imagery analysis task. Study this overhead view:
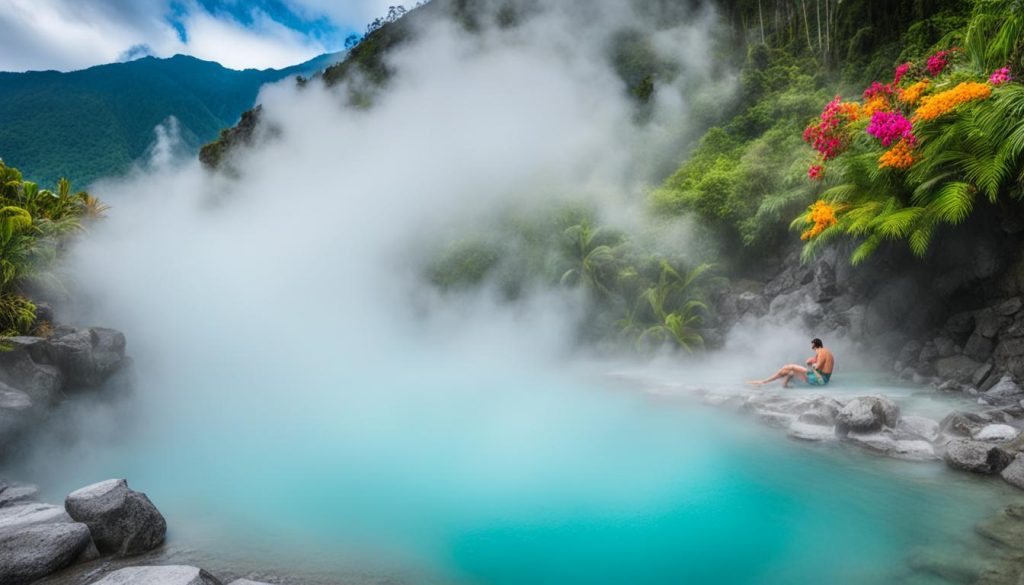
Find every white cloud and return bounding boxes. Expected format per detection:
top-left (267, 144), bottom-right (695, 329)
top-left (174, 5), bottom-right (327, 69)
top-left (0, 0), bottom-right (363, 72)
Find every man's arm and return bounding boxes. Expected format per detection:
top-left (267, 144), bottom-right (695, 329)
top-left (806, 350), bottom-right (822, 370)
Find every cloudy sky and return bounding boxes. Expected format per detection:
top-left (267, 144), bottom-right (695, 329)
top-left (0, 0), bottom-right (413, 72)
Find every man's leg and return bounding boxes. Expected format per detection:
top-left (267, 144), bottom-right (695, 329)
top-left (783, 365), bottom-right (809, 388)
top-left (749, 364), bottom-right (808, 386)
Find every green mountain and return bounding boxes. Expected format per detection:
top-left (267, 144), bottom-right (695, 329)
top-left (0, 52), bottom-right (341, 186)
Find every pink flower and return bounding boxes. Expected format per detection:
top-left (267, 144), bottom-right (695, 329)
top-left (894, 62), bottom-right (912, 84)
top-left (863, 81), bottom-right (893, 100)
top-left (808, 164), bottom-right (824, 180)
top-left (866, 111), bottom-right (915, 148)
top-left (990, 67), bottom-right (1012, 85)
top-left (927, 50), bottom-right (953, 76)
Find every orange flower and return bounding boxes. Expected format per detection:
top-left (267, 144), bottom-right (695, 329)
top-left (801, 201), bottom-right (838, 240)
top-left (897, 79), bottom-right (930, 105)
top-left (878, 139), bottom-right (915, 169)
top-left (836, 101), bottom-right (861, 121)
top-left (861, 95), bottom-right (890, 117)
top-left (914, 81), bottom-right (992, 121)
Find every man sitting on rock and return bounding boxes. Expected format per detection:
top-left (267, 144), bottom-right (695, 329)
top-left (748, 338), bottom-right (835, 388)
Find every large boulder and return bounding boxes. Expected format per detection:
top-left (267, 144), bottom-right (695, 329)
top-left (90, 566), bottom-right (222, 585)
top-left (796, 396), bottom-right (843, 426)
top-left (65, 478), bottom-right (165, 556)
top-left (47, 327), bottom-right (127, 388)
top-left (944, 439), bottom-right (1014, 474)
top-left (0, 521), bottom-right (93, 585)
top-left (934, 355), bottom-right (983, 384)
top-left (835, 395), bottom-right (900, 433)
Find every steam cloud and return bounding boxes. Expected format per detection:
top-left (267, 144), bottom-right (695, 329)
top-left (3, 1), bottom-right (857, 578)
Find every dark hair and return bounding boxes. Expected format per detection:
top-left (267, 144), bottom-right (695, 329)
top-left (811, 338), bottom-right (823, 348)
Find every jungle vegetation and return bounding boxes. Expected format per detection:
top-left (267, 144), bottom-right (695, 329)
top-left (0, 161), bottom-right (105, 336)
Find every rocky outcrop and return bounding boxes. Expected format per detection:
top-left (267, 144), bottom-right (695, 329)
top-left (65, 478), bottom-right (166, 556)
top-left (91, 566), bottom-right (223, 585)
top-left (0, 325), bottom-right (128, 455)
top-left (0, 477), bottom-right (176, 584)
top-left (44, 326), bottom-right (126, 387)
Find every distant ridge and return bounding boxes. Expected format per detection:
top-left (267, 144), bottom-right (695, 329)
top-left (0, 52), bottom-right (342, 186)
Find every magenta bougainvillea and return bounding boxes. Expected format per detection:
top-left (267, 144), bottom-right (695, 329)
top-left (801, 46), bottom-right (1015, 189)
top-left (926, 50), bottom-right (954, 76)
top-left (862, 81), bottom-right (893, 100)
top-left (802, 96), bottom-right (860, 160)
top-left (866, 111), bottom-right (916, 147)
top-left (990, 67), bottom-right (1013, 85)
top-left (894, 62), bottom-right (912, 84)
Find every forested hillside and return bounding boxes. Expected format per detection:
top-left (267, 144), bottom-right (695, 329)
top-left (0, 52), bottom-right (340, 186)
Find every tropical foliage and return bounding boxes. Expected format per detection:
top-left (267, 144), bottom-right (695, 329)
top-left (427, 206), bottom-right (714, 353)
top-left (795, 0), bottom-right (1024, 263)
top-left (0, 161), bottom-right (103, 336)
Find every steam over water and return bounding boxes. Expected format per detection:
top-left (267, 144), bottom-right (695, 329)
top-left (4, 3), bottom-right (1017, 584)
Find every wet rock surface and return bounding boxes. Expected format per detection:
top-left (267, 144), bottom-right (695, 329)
top-left (944, 440), bottom-right (1014, 474)
top-left (0, 325), bottom-right (128, 456)
top-left (65, 479), bottom-right (166, 556)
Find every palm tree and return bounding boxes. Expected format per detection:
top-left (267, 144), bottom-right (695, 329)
top-left (964, 0), bottom-right (1024, 73)
top-left (559, 218), bottom-right (623, 296)
top-left (0, 206), bottom-right (38, 335)
top-left (633, 261), bottom-right (711, 352)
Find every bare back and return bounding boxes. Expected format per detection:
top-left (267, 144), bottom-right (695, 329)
top-left (816, 348), bottom-right (835, 374)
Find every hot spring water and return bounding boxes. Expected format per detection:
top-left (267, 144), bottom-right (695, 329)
top-left (7, 356), bottom-right (1017, 585)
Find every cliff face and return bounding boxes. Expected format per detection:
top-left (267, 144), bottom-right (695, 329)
top-left (711, 208), bottom-right (1024, 391)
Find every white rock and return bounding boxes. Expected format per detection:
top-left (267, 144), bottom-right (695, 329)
top-left (974, 424), bottom-right (1019, 442)
top-left (787, 421), bottom-right (836, 441)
